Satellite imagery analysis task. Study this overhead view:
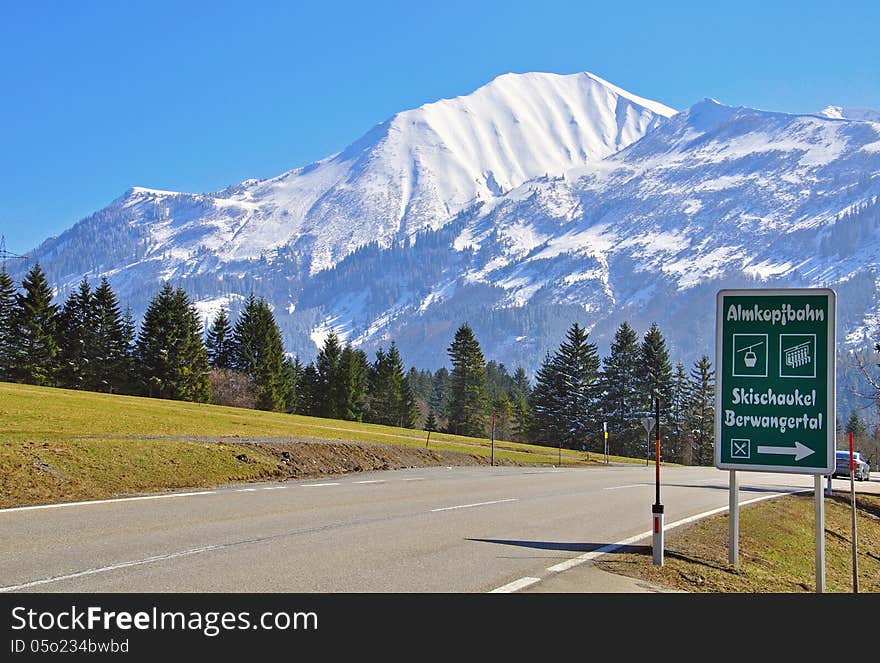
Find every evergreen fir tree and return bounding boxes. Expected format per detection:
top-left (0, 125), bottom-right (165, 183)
top-left (490, 393), bottom-right (514, 442)
top-left (511, 367), bottom-right (531, 400)
top-left (598, 322), bottom-right (646, 458)
top-left (337, 345), bottom-right (369, 421)
top-left (445, 323), bottom-right (489, 437)
top-left (230, 294), bottom-right (286, 411)
top-left (641, 322), bottom-right (674, 408)
top-left (554, 322), bottom-right (601, 448)
top-left (424, 407), bottom-right (438, 432)
top-left (366, 342), bottom-right (415, 427)
top-left (0, 269), bottom-right (17, 380)
top-left (281, 355), bottom-right (304, 414)
top-left (58, 278), bottom-right (95, 390)
top-left (91, 277), bottom-right (127, 393)
top-left (667, 361), bottom-right (689, 464)
top-left (313, 331), bottom-right (343, 419)
top-left (135, 283), bottom-right (210, 402)
top-left (298, 362), bottom-right (320, 416)
top-left (528, 323), bottom-right (600, 449)
top-left (12, 263), bottom-right (60, 386)
top-left (430, 366), bottom-right (451, 419)
top-left (394, 357), bottom-right (419, 428)
top-left (529, 352), bottom-right (565, 446)
top-left (119, 306), bottom-right (137, 395)
top-left (845, 411), bottom-right (867, 440)
top-left (686, 355), bottom-right (715, 466)
top-left (206, 307), bottom-right (234, 369)
top-left (509, 366), bottom-right (532, 442)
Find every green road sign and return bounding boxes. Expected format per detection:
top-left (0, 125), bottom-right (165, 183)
top-left (715, 288), bottom-right (836, 474)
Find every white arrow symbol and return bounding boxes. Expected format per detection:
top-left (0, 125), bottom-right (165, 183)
top-left (756, 442), bottom-right (815, 461)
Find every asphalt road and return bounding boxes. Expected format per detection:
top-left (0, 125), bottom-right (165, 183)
top-left (0, 464), bottom-right (863, 593)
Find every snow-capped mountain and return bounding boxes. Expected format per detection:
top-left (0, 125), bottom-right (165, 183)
top-left (34, 71), bottom-right (672, 286)
top-left (819, 105), bottom-right (880, 123)
top-left (11, 72), bottom-right (880, 398)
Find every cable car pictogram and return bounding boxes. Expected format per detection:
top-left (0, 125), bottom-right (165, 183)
top-left (737, 340), bottom-right (764, 368)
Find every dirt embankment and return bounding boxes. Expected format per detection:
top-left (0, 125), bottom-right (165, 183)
top-left (230, 437), bottom-right (511, 479)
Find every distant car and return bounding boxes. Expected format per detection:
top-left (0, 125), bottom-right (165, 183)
top-left (833, 450), bottom-right (871, 481)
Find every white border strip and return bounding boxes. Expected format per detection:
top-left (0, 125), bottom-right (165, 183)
top-left (489, 577), bottom-right (541, 593)
top-left (0, 490), bottom-right (216, 514)
top-left (546, 489), bottom-right (808, 573)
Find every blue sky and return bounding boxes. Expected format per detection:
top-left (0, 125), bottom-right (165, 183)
top-left (1, 0), bottom-right (878, 252)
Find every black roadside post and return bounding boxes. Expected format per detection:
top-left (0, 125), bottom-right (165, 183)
top-left (425, 430), bottom-right (431, 449)
top-left (603, 421), bottom-right (608, 464)
top-left (490, 413), bottom-right (496, 467)
top-left (652, 395), bottom-right (664, 566)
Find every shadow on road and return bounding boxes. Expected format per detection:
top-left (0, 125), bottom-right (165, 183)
top-left (664, 484), bottom-right (797, 493)
top-left (466, 538), bottom-right (648, 555)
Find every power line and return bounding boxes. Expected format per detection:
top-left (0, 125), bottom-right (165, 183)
top-left (0, 235), bottom-right (28, 271)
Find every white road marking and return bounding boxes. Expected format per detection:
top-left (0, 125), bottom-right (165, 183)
top-left (490, 577), bottom-right (541, 593)
top-left (431, 498), bottom-right (518, 512)
top-left (261, 486), bottom-right (286, 491)
top-left (0, 491), bottom-right (216, 514)
top-left (235, 488), bottom-right (257, 492)
top-left (402, 478), bottom-right (425, 482)
top-left (353, 480), bottom-right (385, 485)
top-left (603, 484), bottom-right (644, 490)
top-left (301, 482), bottom-right (340, 487)
top-left (545, 488), bottom-right (808, 573)
top-left (0, 543), bottom-right (229, 593)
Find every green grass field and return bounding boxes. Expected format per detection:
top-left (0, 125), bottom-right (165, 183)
top-left (0, 382), bottom-right (644, 507)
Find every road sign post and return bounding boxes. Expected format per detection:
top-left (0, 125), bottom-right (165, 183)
top-left (603, 421), bottom-right (608, 464)
top-left (716, 288), bottom-right (836, 592)
top-left (641, 416), bottom-right (654, 466)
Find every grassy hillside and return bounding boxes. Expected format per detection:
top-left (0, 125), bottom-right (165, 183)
top-left (0, 382), bottom-right (639, 508)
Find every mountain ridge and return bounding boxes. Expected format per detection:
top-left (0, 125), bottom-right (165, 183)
top-left (8, 73), bottom-right (880, 418)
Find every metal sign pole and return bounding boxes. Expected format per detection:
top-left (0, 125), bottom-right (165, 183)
top-left (814, 474), bottom-right (825, 593)
top-left (729, 470), bottom-right (739, 566)
top-left (849, 431), bottom-right (859, 593)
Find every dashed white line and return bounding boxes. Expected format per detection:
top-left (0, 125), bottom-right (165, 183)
top-left (235, 488), bottom-right (258, 493)
top-left (603, 484), bottom-right (645, 490)
top-left (402, 478), bottom-right (425, 482)
top-left (431, 498), bottom-right (518, 512)
top-left (490, 577), bottom-right (540, 593)
top-left (353, 480), bottom-right (385, 485)
top-left (301, 482), bottom-right (340, 488)
top-left (261, 486), bottom-right (286, 491)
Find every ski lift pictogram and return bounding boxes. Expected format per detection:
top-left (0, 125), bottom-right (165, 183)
top-left (737, 340), bottom-right (764, 368)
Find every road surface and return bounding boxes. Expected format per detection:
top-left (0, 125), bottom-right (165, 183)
top-left (0, 464), bottom-right (846, 592)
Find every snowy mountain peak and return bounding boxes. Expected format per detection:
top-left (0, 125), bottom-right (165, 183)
top-left (819, 105), bottom-right (880, 122)
top-left (68, 70), bottom-right (677, 277)
top-left (23, 71), bottom-right (880, 400)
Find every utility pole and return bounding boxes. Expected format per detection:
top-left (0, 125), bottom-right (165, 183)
top-left (0, 235), bottom-right (28, 271)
